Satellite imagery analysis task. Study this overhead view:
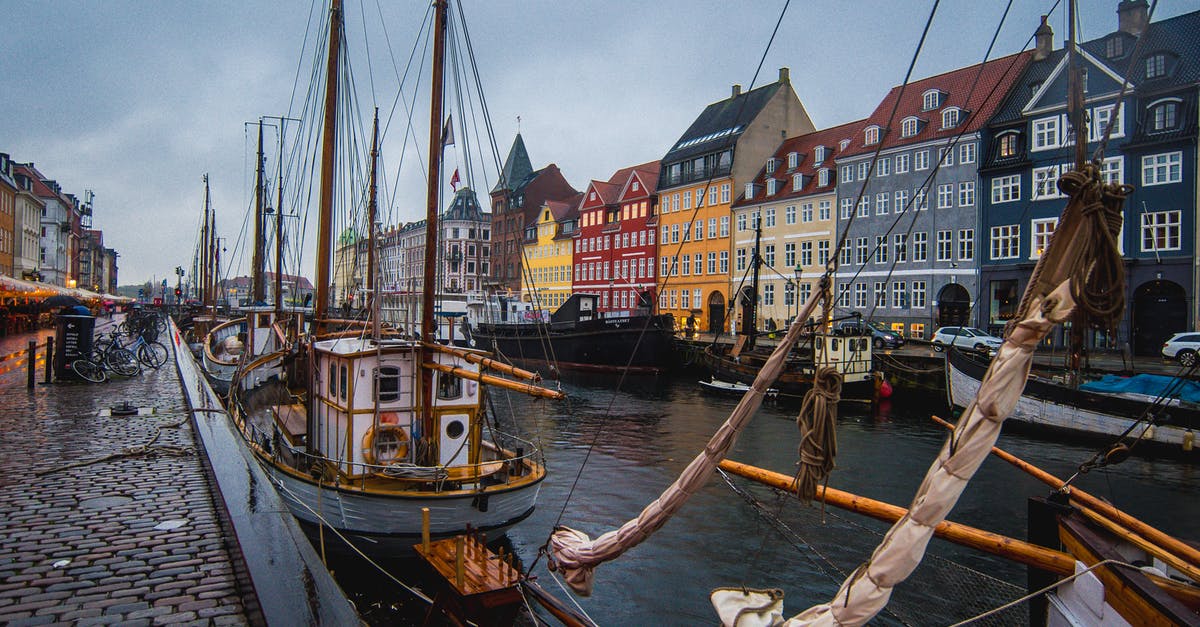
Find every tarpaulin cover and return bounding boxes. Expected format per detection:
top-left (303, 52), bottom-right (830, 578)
top-left (1079, 373), bottom-right (1200, 403)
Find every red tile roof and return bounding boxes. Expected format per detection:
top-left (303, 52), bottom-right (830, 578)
top-left (841, 51), bottom-right (1034, 158)
top-left (732, 119), bottom-right (866, 208)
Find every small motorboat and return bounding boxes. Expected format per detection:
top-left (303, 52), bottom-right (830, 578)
top-left (698, 377), bottom-right (779, 399)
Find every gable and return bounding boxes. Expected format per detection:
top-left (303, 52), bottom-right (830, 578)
top-left (1024, 49), bottom-right (1133, 115)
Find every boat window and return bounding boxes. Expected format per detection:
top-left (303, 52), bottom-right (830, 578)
top-left (445, 419), bottom-right (465, 439)
top-left (375, 366), bottom-right (401, 403)
top-left (437, 372), bottom-right (463, 400)
top-left (829, 337), bottom-right (839, 351)
top-left (339, 365), bottom-right (348, 401)
top-left (327, 363), bottom-right (336, 397)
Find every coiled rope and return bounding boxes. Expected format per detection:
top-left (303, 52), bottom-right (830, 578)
top-left (1057, 165), bottom-right (1130, 329)
top-left (793, 366), bottom-right (843, 502)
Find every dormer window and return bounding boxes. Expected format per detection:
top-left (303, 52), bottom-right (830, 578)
top-left (766, 179), bottom-right (778, 195)
top-left (942, 107), bottom-right (961, 129)
top-left (922, 89), bottom-right (943, 111)
top-left (813, 146), bottom-right (826, 164)
top-left (818, 168), bottom-right (830, 187)
top-left (792, 173), bottom-right (803, 191)
top-left (901, 117), bottom-right (920, 137)
top-left (839, 139), bottom-right (850, 151)
top-left (997, 132), bottom-right (1020, 158)
top-left (1106, 35), bottom-right (1124, 58)
top-left (744, 183), bottom-right (755, 199)
top-left (766, 158), bottom-right (778, 172)
top-left (864, 125), bottom-right (881, 145)
top-left (1149, 98), bottom-right (1181, 132)
top-left (787, 152), bottom-right (799, 169)
top-left (1146, 53), bottom-right (1166, 79)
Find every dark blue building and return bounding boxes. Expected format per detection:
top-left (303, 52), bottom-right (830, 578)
top-left (978, 2), bottom-right (1199, 355)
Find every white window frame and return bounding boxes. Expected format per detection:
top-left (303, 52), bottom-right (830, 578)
top-left (958, 181), bottom-right (975, 207)
top-left (941, 107), bottom-right (961, 129)
top-left (990, 224), bottom-right (1020, 260)
top-left (901, 117), bottom-right (919, 137)
top-left (895, 153), bottom-right (910, 173)
top-left (957, 228), bottom-right (974, 261)
top-left (914, 150), bottom-right (929, 170)
top-left (1031, 217), bottom-right (1057, 259)
top-left (959, 142), bottom-right (976, 164)
top-left (991, 174), bottom-right (1021, 203)
top-left (936, 230), bottom-right (953, 262)
top-left (1032, 116), bottom-right (1059, 151)
top-left (912, 281), bottom-right (926, 309)
top-left (1140, 210), bottom-right (1181, 252)
top-left (1142, 152), bottom-right (1182, 186)
top-left (864, 125), bottom-right (880, 145)
top-left (913, 232), bottom-right (928, 262)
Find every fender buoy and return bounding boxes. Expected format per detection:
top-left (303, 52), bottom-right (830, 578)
top-left (362, 424), bottom-right (410, 465)
top-left (879, 378), bottom-right (893, 399)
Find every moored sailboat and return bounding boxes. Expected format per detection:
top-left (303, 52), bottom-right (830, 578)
top-left (226, 0), bottom-right (560, 541)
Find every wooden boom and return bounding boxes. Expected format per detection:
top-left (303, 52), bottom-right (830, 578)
top-left (423, 361), bottom-right (565, 400)
top-left (423, 342), bottom-right (543, 382)
top-left (930, 415), bottom-right (1200, 574)
top-left (719, 459), bottom-right (1076, 576)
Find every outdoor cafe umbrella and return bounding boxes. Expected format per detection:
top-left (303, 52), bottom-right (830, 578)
top-left (41, 294), bottom-right (82, 308)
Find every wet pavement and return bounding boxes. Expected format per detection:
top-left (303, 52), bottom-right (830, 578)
top-left (0, 318), bottom-right (253, 625)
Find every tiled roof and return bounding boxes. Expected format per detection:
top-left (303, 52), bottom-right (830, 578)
top-left (13, 163), bottom-right (67, 204)
top-left (992, 10), bottom-right (1200, 124)
top-left (841, 51), bottom-right (1033, 158)
top-left (662, 82), bottom-right (784, 165)
top-left (732, 119), bottom-right (866, 208)
top-left (444, 187), bottom-right (486, 221)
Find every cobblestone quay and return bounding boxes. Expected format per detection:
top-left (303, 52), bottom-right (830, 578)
top-left (0, 315), bottom-right (362, 626)
top-left (0, 318), bottom-right (255, 625)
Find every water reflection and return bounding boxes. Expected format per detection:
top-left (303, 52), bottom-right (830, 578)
top-left (331, 373), bottom-right (1200, 625)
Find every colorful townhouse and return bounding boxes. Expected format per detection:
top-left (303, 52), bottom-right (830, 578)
top-left (0, 154), bottom-right (16, 277)
top-left (15, 163), bottom-right (72, 287)
top-left (656, 68), bottom-right (814, 332)
top-left (833, 51), bottom-right (1032, 341)
top-left (571, 161), bottom-right (660, 313)
top-left (979, 3), bottom-right (1200, 355)
top-left (489, 134), bottom-right (579, 294)
top-left (11, 164), bottom-right (45, 281)
top-left (521, 197), bottom-right (578, 310)
top-left (731, 120), bottom-right (864, 329)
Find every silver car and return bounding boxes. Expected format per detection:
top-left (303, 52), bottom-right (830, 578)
top-left (931, 326), bottom-right (1003, 353)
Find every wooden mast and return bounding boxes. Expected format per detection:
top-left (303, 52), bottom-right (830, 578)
top-left (252, 121), bottom-right (266, 305)
top-left (275, 122), bottom-right (286, 314)
top-left (200, 174), bottom-right (210, 309)
top-left (367, 108), bottom-right (379, 325)
top-left (314, 0), bottom-right (342, 330)
top-left (420, 0), bottom-right (448, 457)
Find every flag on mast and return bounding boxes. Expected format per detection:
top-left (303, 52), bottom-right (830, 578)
top-left (441, 115), bottom-right (454, 147)
top-left (450, 168), bottom-right (461, 191)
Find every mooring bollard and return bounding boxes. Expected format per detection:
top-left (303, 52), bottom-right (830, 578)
top-left (27, 340), bottom-right (36, 389)
top-left (421, 507), bottom-right (431, 553)
top-left (44, 336), bottom-right (54, 383)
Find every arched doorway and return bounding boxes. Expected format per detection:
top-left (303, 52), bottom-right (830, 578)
top-left (1132, 280), bottom-right (1186, 355)
top-left (936, 283), bottom-right (970, 328)
top-left (707, 291), bottom-right (726, 334)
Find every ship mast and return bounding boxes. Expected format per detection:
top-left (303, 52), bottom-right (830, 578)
top-left (200, 175), bottom-right (210, 309)
top-left (368, 107), bottom-right (380, 339)
top-left (747, 218), bottom-right (763, 350)
top-left (275, 124), bottom-right (286, 314)
top-left (314, 0), bottom-right (342, 330)
top-left (420, 0), bottom-right (448, 455)
top-left (252, 121), bottom-right (266, 305)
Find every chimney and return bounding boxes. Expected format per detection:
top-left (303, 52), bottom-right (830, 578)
top-left (778, 67), bottom-right (790, 84)
top-left (1117, 0), bottom-right (1149, 36)
top-left (732, 84), bottom-right (742, 98)
top-left (1034, 15), bottom-right (1054, 61)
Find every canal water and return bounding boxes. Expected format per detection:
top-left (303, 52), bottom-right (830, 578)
top-left (329, 372), bottom-right (1200, 625)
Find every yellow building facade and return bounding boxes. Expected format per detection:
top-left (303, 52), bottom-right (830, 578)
top-left (655, 68), bottom-right (814, 333)
top-left (520, 200), bottom-right (575, 310)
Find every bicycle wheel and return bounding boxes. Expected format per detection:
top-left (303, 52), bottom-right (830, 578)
top-left (137, 342), bottom-right (169, 368)
top-left (105, 348), bottom-right (142, 377)
top-left (71, 359), bottom-right (107, 383)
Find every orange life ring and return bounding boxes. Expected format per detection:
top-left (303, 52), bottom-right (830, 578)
top-left (361, 424), bottom-right (410, 465)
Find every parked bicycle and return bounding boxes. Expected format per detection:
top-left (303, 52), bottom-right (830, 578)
top-left (71, 333), bottom-right (141, 382)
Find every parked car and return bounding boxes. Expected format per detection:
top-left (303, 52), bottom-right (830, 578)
top-left (837, 320), bottom-right (904, 349)
top-left (931, 326), bottom-right (1003, 353)
top-left (1161, 332), bottom-right (1200, 366)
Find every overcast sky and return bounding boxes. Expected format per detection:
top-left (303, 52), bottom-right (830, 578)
top-left (3, 0), bottom-right (1190, 286)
